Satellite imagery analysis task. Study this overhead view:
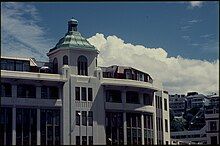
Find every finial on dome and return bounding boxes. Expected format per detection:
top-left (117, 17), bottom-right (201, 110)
top-left (68, 17), bottom-right (78, 32)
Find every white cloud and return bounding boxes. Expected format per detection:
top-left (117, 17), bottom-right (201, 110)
top-left (1, 2), bottom-right (218, 95)
top-left (188, 1), bottom-right (204, 8)
top-left (1, 2), bottom-right (55, 61)
top-left (88, 33), bottom-right (219, 95)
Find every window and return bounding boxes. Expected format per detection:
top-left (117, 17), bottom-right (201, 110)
top-left (17, 84), bottom-right (36, 98)
top-left (126, 91), bottom-right (139, 104)
top-left (211, 136), bottom-right (217, 144)
top-left (17, 108), bottom-right (37, 145)
top-left (63, 55), bottom-right (68, 65)
top-left (0, 83), bottom-right (12, 97)
top-left (125, 69), bottom-right (132, 79)
top-left (77, 55), bottom-right (88, 76)
top-left (81, 87), bottom-right (87, 101)
top-left (88, 88), bottom-right (93, 101)
top-left (126, 113), bottom-right (142, 145)
top-left (0, 107), bottom-right (12, 145)
top-left (75, 87), bottom-right (80, 101)
top-left (53, 58), bottom-right (58, 74)
top-left (82, 136), bottom-right (87, 145)
top-left (0, 59), bottom-right (30, 71)
top-left (40, 109), bottom-right (60, 145)
top-left (143, 93), bottom-right (153, 105)
top-left (164, 98), bottom-right (167, 111)
top-left (15, 61), bottom-right (23, 71)
top-left (76, 111), bottom-right (80, 126)
top-left (106, 90), bottom-right (122, 103)
top-left (76, 136), bottom-right (80, 145)
top-left (89, 136), bottom-right (93, 145)
top-left (88, 111), bottom-right (93, 126)
top-left (210, 121), bottom-right (217, 131)
top-left (160, 97), bottom-right (162, 109)
top-left (106, 112), bottom-right (124, 145)
top-left (165, 119), bottom-right (168, 132)
top-left (41, 86), bottom-right (59, 99)
top-left (82, 111), bottom-right (87, 126)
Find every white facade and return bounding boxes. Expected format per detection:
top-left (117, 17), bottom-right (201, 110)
top-left (0, 18), bottom-right (170, 145)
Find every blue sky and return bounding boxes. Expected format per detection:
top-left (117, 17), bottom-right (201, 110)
top-left (31, 2), bottom-right (219, 61)
top-left (1, 2), bottom-right (219, 94)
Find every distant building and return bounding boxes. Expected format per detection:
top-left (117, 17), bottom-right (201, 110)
top-left (0, 18), bottom-right (170, 145)
top-left (170, 92), bottom-right (219, 144)
top-left (169, 94), bottom-right (186, 117)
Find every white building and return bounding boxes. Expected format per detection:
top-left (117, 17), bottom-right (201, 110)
top-left (0, 18), bottom-right (170, 145)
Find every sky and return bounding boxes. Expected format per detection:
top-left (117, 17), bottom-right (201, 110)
top-left (1, 2), bottom-right (219, 95)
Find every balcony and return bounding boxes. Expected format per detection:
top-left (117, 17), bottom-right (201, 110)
top-left (1, 70), bottom-right (67, 82)
top-left (101, 77), bottom-right (162, 90)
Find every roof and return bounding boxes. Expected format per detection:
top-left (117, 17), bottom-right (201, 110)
top-left (49, 18), bottom-right (97, 53)
top-left (1, 56), bottom-right (38, 66)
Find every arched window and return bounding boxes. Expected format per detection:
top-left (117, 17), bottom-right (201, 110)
top-left (53, 58), bottom-right (58, 74)
top-left (63, 55), bottom-right (68, 65)
top-left (77, 55), bottom-right (88, 76)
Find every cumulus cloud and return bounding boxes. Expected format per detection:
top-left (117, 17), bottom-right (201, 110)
top-left (188, 1), bottom-right (204, 8)
top-left (88, 33), bottom-right (219, 95)
top-left (1, 2), bottom-right (218, 95)
top-left (1, 2), bottom-right (55, 61)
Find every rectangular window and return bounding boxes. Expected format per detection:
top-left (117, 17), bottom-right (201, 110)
top-left (82, 111), bottom-right (87, 126)
top-left (50, 86), bottom-right (59, 99)
top-left (143, 93), bottom-right (153, 105)
top-left (0, 83), bottom-right (12, 97)
top-left (165, 119), bottom-right (168, 132)
top-left (75, 87), bottom-right (80, 100)
top-left (106, 112), bottom-right (124, 145)
top-left (17, 108), bottom-right (37, 145)
top-left (88, 111), bottom-right (93, 126)
top-left (106, 90), bottom-right (122, 103)
top-left (126, 91), bottom-right (139, 104)
top-left (88, 88), bottom-right (93, 101)
top-left (81, 87), bottom-right (86, 101)
top-left (164, 98), bottom-right (168, 111)
top-left (211, 136), bottom-right (217, 144)
top-left (40, 109), bottom-right (60, 145)
top-left (17, 84), bottom-right (36, 98)
top-left (210, 121), bottom-right (217, 131)
top-left (82, 136), bottom-right (87, 145)
top-left (76, 111), bottom-right (80, 126)
top-left (15, 60), bottom-right (23, 71)
top-left (160, 97), bottom-right (162, 109)
top-left (0, 107), bottom-right (12, 145)
top-left (89, 136), bottom-right (93, 145)
top-left (76, 136), bottom-right (80, 145)
top-left (41, 86), bottom-right (59, 99)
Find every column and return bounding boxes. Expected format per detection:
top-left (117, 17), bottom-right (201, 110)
top-left (12, 85), bottom-right (17, 98)
top-left (123, 112), bottom-right (127, 145)
top-left (141, 114), bottom-right (144, 145)
top-left (12, 107), bottom-right (16, 145)
top-left (36, 86), bottom-right (41, 99)
top-left (153, 113), bottom-right (157, 145)
top-left (37, 109), bottom-right (41, 145)
top-left (12, 84), bottom-right (17, 145)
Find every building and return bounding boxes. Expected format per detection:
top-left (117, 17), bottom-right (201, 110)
top-left (169, 94), bottom-right (186, 117)
top-left (170, 92), bottom-right (219, 144)
top-left (0, 18), bottom-right (170, 145)
top-left (205, 95), bottom-right (219, 144)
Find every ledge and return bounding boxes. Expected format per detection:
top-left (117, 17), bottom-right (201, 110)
top-left (1, 70), bottom-right (67, 82)
top-left (101, 78), bottom-right (162, 90)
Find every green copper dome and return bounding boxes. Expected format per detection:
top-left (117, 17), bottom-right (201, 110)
top-left (49, 18), bottom-right (97, 52)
